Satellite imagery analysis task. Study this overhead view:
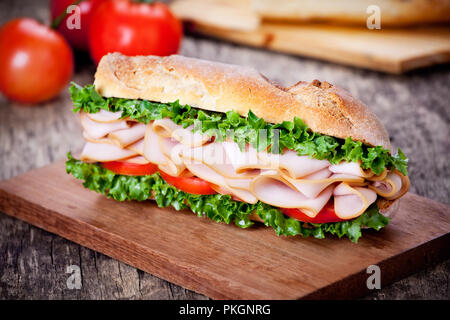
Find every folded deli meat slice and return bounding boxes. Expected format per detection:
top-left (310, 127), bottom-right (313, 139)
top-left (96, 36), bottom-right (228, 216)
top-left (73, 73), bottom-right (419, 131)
top-left (109, 123), bottom-right (146, 147)
top-left (185, 161), bottom-right (258, 203)
top-left (87, 109), bottom-right (123, 123)
top-left (181, 142), bottom-right (261, 179)
top-left (158, 136), bottom-right (188, 165)
top-left (224, 177), bottom-right (253, 190)
top-left (127, 139), bottom-right (145, 155)
top-left (143, 124), bottom-right (185, 176)
top-left (366, 169), bottom-right (388, 181)
top-left (143, 123), bottom-right (168, 165)
top-left (158, 136), bottom-right (187, 176)
top-left (83, 125), bottom-right (145, 150)
top-left (182, 141), bottom-right (227, 166)
top-left (281, 168), bottom-right (364, 199)
top-left (80, 112), bottom-right (129, 139)
top-left (333, 183), bottom-right (377, 219)
top-left (370, 171), bottom-right (410, 200)
top-left (81, 142), bottom-right (137, 162)
top-left (329, 161), bottom-right (374, 178)
top-left (251, 175), bottom-right (334, 217)
top-left (222, 141), bottom-right (334, 179)
top-left (152, 119), bottom-right (210, 147)
top-left (259, 150), bottom-right (331, 179)
top-left (369, 172), bottom-right (401, 198)
top-left (386, 172), bottom-right (410, 201)
top-left (83, 131), bottom-right (117, 145)
top-left (222, 141), bottom-right (269, 173)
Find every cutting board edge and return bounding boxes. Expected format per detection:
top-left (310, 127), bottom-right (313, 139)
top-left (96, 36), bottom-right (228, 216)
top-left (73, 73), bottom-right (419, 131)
top-left (187, 22), bottom-right (450, 74)
top-left (0, 187), bottom-right (292, 300)
top-left (302, 231), bottom-right (450, 299)
top-left (1, 187), bottom-right (448, 300)
top-left (188, 25), bottom-right (397, 74)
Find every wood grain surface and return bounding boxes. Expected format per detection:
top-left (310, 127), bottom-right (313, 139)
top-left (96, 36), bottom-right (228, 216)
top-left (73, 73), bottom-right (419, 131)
top-left (188, 23), bottom-right (450, 74)
top-left (0, 0), bottom-right (449, 300)
top-left (0, 161), bottom-right (448, 299)
top-left (172, 0), bottom-right (450, 74)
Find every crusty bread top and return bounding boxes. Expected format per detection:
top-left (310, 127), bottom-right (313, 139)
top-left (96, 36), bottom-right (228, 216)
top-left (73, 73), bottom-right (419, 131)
top-left (94, 53), bottom-right (391, 150)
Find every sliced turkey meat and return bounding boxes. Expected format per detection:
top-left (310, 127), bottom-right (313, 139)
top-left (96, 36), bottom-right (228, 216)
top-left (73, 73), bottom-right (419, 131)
top-left (258, 150), bottom-right (331, 179)
top-left (366, 169), bottom-right (388, 181)
top-left (82, 131), bottom-right (117, 146)
top-left (333, 183), bottom-right (377, 219)
top-left (224, 178), bottom-right (253, 190)
top-left (329, 161), bottom-right (374, 178)
top-left (127, 139), bottom-right (145, 155)
top-left (143, 124), bottom-right (185, 176)
top-left (143, 124), bottom-right (169, 165)
top-left (370, 171), bottom-right (410, 200)
top-left (152, 119), bottom-right (210, 147)
top-left (222, 141), bottom-right (269, 173)
top-left (185, 161), bottom-right (258, 204)
top-left (109, 123), bottom-right (146, 147)
top-left (87, 109), bottom-right (124, 123)
top-left (281, 168), bottom-right (364, 199)
top-left (158, 136), bottom-right (187, 175)
top-left (80, 112), bottom-right (129, 139)
top-left (251, 174), bottom-right (334, 217)
top-left (181, 142), bottom-right (261, 179)
top-left (369, 172), bottom-right (401, 197)
top-left (78, 113), bottom-right (406, 220)
top-left (80, 142), bottom-right (137, 162)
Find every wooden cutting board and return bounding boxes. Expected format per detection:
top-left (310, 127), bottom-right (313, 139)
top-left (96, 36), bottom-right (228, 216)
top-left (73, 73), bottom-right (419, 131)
top-left (171, 0), bottom-right (450, 74)
top-left (0, 161), bottom-right (449, 299)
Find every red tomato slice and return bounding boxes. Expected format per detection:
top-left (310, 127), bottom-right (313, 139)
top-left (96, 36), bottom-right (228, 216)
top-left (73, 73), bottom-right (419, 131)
top-left (281, 200), bottom-right (346, 223)
top-left (159, 170), bottom-right (216, 195)
top-left (101, 161), bottom-right (158, 176)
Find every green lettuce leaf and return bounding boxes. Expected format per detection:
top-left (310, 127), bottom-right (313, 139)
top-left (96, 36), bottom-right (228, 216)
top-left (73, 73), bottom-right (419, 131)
top-left (69, 83), bottom-right (408, 175)
top-left (66, 153), bottom-right (390, 242)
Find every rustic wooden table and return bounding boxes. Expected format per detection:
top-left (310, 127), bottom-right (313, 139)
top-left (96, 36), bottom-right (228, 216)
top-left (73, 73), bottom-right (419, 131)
top-left (0, 0), bottom-right (448, 300)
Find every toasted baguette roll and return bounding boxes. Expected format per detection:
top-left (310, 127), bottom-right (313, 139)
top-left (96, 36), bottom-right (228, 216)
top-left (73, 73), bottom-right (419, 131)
top-left (94, 53), bottom-right (391, 150)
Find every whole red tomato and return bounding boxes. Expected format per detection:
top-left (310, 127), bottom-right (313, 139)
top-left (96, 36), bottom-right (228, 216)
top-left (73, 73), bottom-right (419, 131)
top-left (89, 0), bottom-right (182, 64)
top-left (50, 0), bottom-right (105, 50)
top-left (0, 18), bottom-right (74, 104)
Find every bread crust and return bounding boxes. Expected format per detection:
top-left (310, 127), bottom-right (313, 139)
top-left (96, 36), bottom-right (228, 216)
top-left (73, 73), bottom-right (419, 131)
top-left (94, 53), bottom-right (391, 150)
top-left (376, 198), bottom-right (397, 212)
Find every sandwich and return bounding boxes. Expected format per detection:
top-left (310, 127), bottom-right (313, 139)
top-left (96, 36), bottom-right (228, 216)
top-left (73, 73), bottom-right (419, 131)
top-left (66, 53), bottom-right (409, 242)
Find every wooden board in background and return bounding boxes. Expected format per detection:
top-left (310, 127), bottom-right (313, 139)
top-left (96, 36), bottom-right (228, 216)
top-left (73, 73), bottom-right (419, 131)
top-left (172, 0), bottom-right (450, 74)
top-left (0, 161), bottom-right (449, 299)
